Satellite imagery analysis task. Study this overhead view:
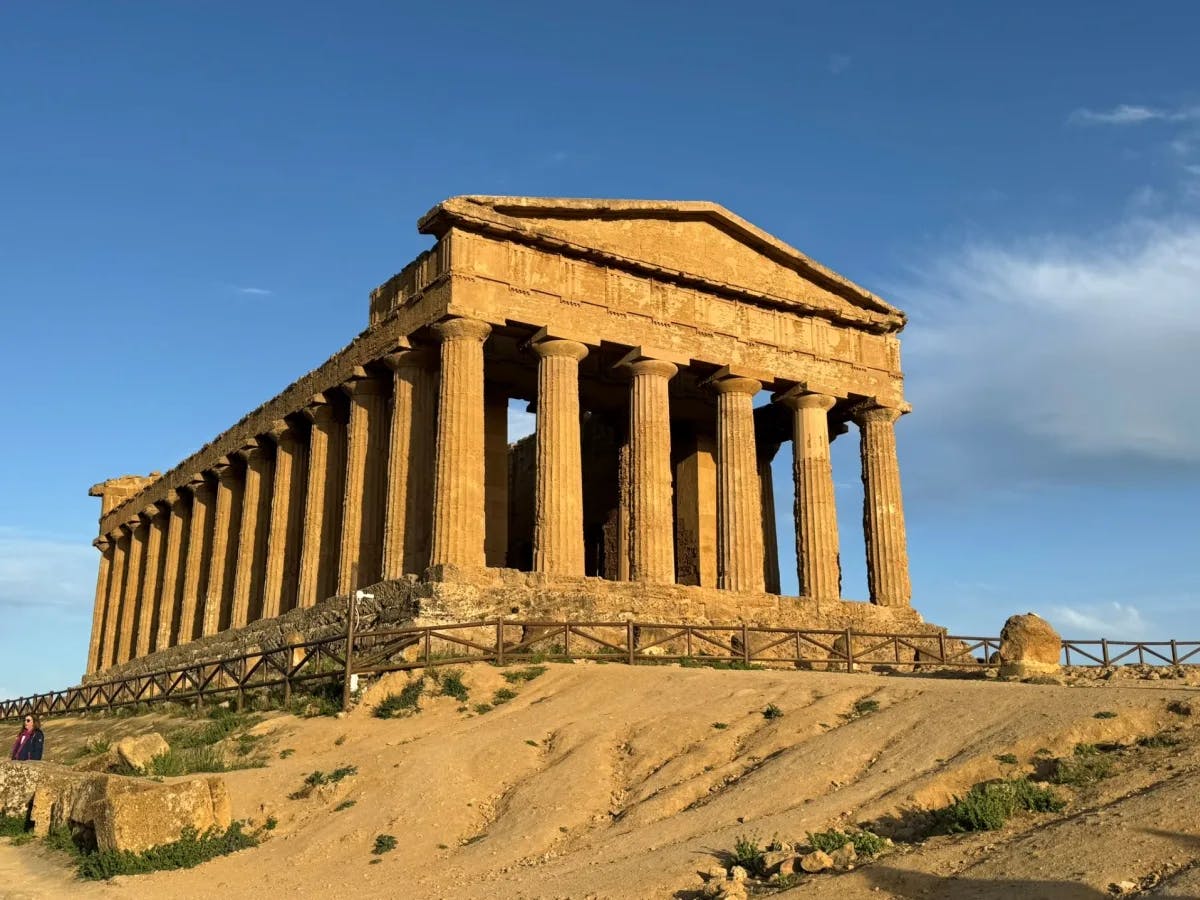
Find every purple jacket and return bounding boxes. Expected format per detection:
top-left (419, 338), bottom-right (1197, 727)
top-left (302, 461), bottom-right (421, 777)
top-left (11, 729), bottom-right (44, 761)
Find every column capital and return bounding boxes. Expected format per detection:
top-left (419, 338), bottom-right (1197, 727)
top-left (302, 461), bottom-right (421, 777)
top-left (140, 503), bottom-right (164, 521)
top-left (382, 347), bottom-right (437, 371)
top-left (342, 373), bottom-right (388, 396)
top-left (851, 402), bottom-right (907, 426)
top-left (168, 489), bottom-right (189, 512)
top-left (777, 389), bottom-right (837, 413)
top-left (626, 358), bottom-right (678, 380)
top-left (301, 395), bottom-right (338, 426)
top-left (212, 459), bottom-right (240, 484)
top-left (432, 317), bottom-right (491, 343)
top-left (531, 338), bottom-right (589, 362)
top-left (235, 440), bottom-right (271, 464)
top-left (93, 536), bottom-right (112, 552)
top-left (186, 474), bottom-right (215, 498)
top-left (709, 375), bottom-right (761, 397)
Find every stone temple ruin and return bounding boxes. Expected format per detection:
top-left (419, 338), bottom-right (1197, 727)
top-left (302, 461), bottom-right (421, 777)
top-left (84, 196), bottom-right (929, 678)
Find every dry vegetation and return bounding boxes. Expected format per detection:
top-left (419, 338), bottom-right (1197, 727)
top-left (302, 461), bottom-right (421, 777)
top-left (2, 661), bottom-right (1199, 898)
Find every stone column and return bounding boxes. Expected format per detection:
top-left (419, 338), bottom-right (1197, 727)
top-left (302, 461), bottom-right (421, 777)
top-left (780, 391), bottom-right (841, 599)
top-left (135, 505), bottom-right (167, 658)
top-left (854, 404), bottom-right (912, 607)
top-left (485, 389), bottom-right (510, 567)
top-left (338, 374), bottom-right (389, 593)
top-left (155, 491), bottom-right (190, 651)
top-left (381, 349), bottom-right (437, 578)
top-left (203, 461), bottom-right (243, 636)
top-left (615, 437), bottom-right (631, 581)
top-left (430, 318), bottom-right (491, 568)
top-left (531, 339), bottom-right (588, 576)
top-left (178, 477), bottom-right (215, 644)
top-left (116, 517), bottom-right (148, 664)
top-left (627, 358), bottom-right (677, 583)
top-left (712, 376), bottom-right (765, 592)
top-left (86, 537), bottom-right (114, 674)
top-left (262, 421), bottom-right (308, 619)
top-left (297, 398), bottom-right (343, 607)
top-left (758, 443), bottom-right (782, 594)
top-left (231, 442), bottom-right (274, 628)
top-left (101, 529), bottom-right (130, 669)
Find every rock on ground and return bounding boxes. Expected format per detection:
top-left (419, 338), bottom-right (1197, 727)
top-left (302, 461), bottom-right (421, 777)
top-left (114, 732), bottom-right (170, 772)
top-left (999, 613), bottom-right (1062, 678)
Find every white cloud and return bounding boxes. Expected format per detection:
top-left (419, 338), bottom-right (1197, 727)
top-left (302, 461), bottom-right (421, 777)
top-left (894, 216), bottom-right (1200, 495)
top-left (235, 286), bottom-right (273, 296)
top-left (0, 527), bottom-right (94, 615)
top-left (1044, 601), bottom-right (1148, 638)
top-left (1069, 104), bottom-right (1200, 126)
top-left (828, 53), bottom-right (851, 75)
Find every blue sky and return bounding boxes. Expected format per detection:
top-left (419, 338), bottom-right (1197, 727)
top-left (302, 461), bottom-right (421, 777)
top-left (2, 2), bottom-right (1198, 696)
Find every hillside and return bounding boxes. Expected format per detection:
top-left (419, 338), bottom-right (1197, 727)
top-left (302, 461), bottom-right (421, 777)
top-left (3, 661), bottom-right (1199, 899)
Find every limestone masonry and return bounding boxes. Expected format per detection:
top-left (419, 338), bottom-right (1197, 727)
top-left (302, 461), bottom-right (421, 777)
top-left (84, 197), bottom-right (920, 677)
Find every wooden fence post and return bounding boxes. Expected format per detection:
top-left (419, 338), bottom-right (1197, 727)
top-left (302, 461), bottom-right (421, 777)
top-left (627, 620), bottom-right (635, 666)
top-left (496, 618), bottom-right (505, 666)
top-left (742, 623), bottom-right (751, 666)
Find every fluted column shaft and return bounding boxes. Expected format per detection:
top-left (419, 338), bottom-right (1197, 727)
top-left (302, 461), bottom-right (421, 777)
top-left (484, 390), bottom-right (510, 567)
top-left (203, 463), bottom-right (243, 635)
top-left (430, 318), bottom-right (492, 568)
top-left (87, 538), bottom-right (114, 674)
top-left (178, 479), bottom-right (215, 644)
top-left (155, 493), bottom-right (190, 651)
top-left (758, 447), bottom-right (781, 594)
top-left (339, 376), bottom-right (389, 593)
top-left (713, 377), bottom-right (765, 592)
top-left (783, 392), bottom-right (841, 599)
top-left (135, 507), bottom-right (168, 657)
top-left (627, 359), bottom-right (677, 583)
top-left (532, 339), bottom-right (588, 575)
top-left (382, 350), bottom-right (437, 578)
top-left (856, 405), bottom-right (912, 606)
top-left (262, 424), bottom-right (307, 619)
top-left (232, 444), bottom-right (274, 628)
top-left (116, 519), bottom-right (148, 664)
top-left (298, 400), bottom-right (344, 607)
top-left (102, 530), bottom-right (130, 669)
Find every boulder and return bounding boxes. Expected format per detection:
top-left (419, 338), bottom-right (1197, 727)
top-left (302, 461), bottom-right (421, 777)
top-left (1, 761), bottom-right (231, 853)
top-left (115, 733), bottom-right (170, 773)
top-left (728, 865), bottom-right (748, 882)
top-left (800, 849), bottom-right (833, 873)
top-left (762, 849), bottom-right (794, 873)
top-left (998, 613), bottom-right (1062, 678)
top-left (830, 841), bottom-right (857, 870)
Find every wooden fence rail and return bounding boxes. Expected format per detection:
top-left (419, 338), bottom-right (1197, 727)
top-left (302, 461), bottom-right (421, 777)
top-left (2, 621), bottom-right (1197, 722)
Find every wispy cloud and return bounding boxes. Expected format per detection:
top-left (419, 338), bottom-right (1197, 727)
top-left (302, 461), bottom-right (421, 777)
top-left (1069, 103), bottom-right (1200, 126)
top-left (1044, 601), bottom-right (1148, 638)
top-left (234, 286), bottom-right (273, 296)
top-left (0, 527), bottom-right (94, 615)
top-left (828, 53), bottom-right (851, 75)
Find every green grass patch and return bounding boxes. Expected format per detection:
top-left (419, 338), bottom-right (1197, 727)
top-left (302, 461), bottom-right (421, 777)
top-left (437, 669), bottom-right (470, 702)
top-left (334, 800), bottom-right (356, 811)
top-left (374, 678), bottom-right (426, 718)
top-left (730, 833), bottom-right (766, 877)
top-left (1093, 711), bottom-right (1118, 719)
top-left (288, 766), bottom-right (358, 800)
top-left (373, 834), bottom-right (397, 855)
top-left (995, 753), bottom-right (1019, 765)
top-left (1138, 732), bottom-right (1182, 749)
top-left (472, 703), bottom-right (493, 715)
top-left (524, 739), bottom-right (538, 747)
top-left (45, 822), bottom-right (259, 880)
top-left (502, 666), bottom-right (548, 684)
top-left (0, 815), bottom-right (29, 840)
top-left (808, 828), bottom-right (887, 858)
top-left (171, 709), bottom-right (258, 750)
top-left (933, 778), bottom-right (1065, 833)
top-left (1052, 744), bottom-right (1114, 786)
top-left (491, 688), bottom-right (518, 706)
top-left (279, 748), bottom-right (295, 759)
top-left (844, 698), bottom-right (880, 720)
top-left (762, 703), bottom-right (783, 720)
top-left (711, 722), bottom-right (728, 730)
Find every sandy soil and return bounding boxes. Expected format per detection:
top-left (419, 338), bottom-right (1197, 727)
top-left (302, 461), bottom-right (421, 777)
top-left (3, 662), bottom-right (1199, 899)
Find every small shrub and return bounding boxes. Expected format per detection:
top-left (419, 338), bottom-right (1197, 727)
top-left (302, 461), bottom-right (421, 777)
top-left (711, 722), bottom-right (728, 730)
top-left (334, 800), bottom-right (356, 811)
top-left (373, 834), bottom-right (398, 855)
top-left (472, 703), bottom-right (493, 715)
top-left (289, 766), bottom-right (358, 799)
top-left (263, 817), bottom-right (278, 831)
top-left (333, 734), bottom-right (347, 747)
top-left (762, 704), bottom-right (783, 720)
top-left (1052, 745), bottom-right (1113, 786)
top-left (492, 688), bottom-right (518, 706)
top-left (934, 778), bottom-right (1064, 833)
top-left (375, 678), bottom-right (426, 719)
top-left (439, 669), bottom-right (470, 702)
top-left (279, 748), bottom-right (295, 759)
top-left (995, 753), bottom-right (1019, 765)
top-left (1138, 732), bottom-right (1182, 749)
top-left (0, 815), bottom-right (29, 839)
top-left (1167, 700), bottom-right (1193, 716)
top-left (731, 833), bottom-right (765, 876)
top-left (502, 666), bottom-right (547, 684)
top-left (808, 828), bottom-right (887, 859)
top-left (847, 698), bottom-right (880, 719)
top-left (1093, 711), bottom-right (1118, 719)
top-left (1034, 747), bottom-right (1054, 756)
top-left (525, 739), bottom-right (538, 747)
top-left (71, 823), bottom-right (258, 880)
top-left (84, 738), bottom-right (111, 756)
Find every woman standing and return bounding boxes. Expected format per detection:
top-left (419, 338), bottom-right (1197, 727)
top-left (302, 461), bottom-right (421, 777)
top-left (10, 715), bottom-right (44, 761)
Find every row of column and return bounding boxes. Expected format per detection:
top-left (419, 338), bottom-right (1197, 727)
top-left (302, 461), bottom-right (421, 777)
top-left (87, 314), bottom-right (912, 674)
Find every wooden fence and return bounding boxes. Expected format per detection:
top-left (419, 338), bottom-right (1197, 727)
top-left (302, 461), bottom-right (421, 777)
top-left (2, 620), bottom-right (1196, 722)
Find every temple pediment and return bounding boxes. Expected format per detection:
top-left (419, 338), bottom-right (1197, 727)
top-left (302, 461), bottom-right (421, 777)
top-left (419, 196), bottom-right (904, 332)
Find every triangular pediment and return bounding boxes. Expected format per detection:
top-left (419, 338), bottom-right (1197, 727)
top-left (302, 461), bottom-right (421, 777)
top-left (419, 196), bottom-right (904, 332)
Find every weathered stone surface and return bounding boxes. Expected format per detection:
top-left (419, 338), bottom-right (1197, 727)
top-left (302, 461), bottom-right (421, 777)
top-left (114, 733), bottom-right (170, 772)
top-left (830, 841), bottom-right (857, 869)
top-left (0, 762), bottom-right (230, 853)
top-left (800, 849), bottom-right (833, 873)
top-left (999, 613), bottom-right (1062, 678)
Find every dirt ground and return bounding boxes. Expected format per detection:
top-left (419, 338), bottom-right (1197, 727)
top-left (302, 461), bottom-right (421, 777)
top-left (2, 662), bottom-right (1199, 899)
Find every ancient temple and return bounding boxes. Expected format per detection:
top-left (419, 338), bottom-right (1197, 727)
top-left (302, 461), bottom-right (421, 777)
top-left (85, 197), bottom-right (914, 675)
